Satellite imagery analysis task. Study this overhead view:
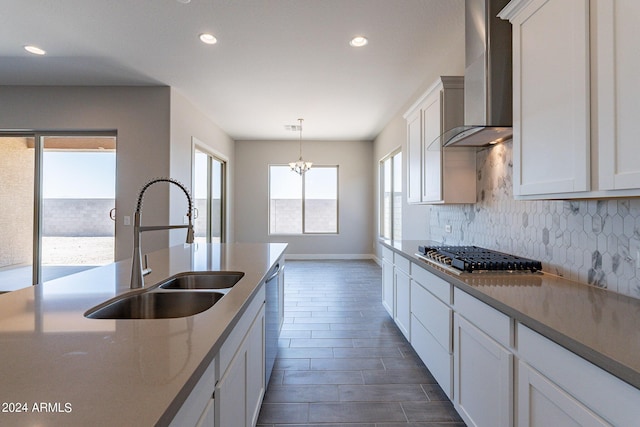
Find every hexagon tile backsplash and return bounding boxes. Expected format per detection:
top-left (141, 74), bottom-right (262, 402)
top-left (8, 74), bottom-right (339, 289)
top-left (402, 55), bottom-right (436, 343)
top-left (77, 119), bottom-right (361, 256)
top-left (429, 141), bottom-right (640, 299)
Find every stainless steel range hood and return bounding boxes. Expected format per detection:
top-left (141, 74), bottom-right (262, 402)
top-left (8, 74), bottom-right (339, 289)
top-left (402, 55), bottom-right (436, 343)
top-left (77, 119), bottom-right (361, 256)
top-left (443, 0), bottom-right (513, 148)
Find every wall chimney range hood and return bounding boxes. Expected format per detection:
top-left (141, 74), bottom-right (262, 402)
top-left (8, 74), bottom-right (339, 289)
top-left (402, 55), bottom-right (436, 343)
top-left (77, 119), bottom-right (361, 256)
top-left (442, 0), bottom-right (513, 148)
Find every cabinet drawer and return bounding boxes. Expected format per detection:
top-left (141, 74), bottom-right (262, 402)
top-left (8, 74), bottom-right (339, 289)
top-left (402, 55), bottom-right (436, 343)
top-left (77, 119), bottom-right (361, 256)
top-left (411, 315), bottom-right (452, 399)
top-left (382, 246), bottom-right (393, 262)
top-left (454, 287), bottom-right (512, 349)
top-left (411, 262), bottom-right (452, 304)
top-left (518, 324), bottom-right (640, 426)
top-left (411, 281), bottom-right (452, 352)
top-left (394, 253), bottom-right (411, 274)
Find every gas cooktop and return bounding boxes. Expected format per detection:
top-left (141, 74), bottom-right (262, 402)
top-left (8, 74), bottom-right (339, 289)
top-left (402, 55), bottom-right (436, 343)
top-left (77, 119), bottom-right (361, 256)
top-left (416, 245), bottom-right (542, 274)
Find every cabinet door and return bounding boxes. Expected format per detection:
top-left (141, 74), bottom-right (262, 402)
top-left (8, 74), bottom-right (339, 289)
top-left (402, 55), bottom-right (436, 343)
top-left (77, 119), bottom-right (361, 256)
top-left (594, 0), bottom-right (640, 191)
top-left (381, 259), bottom-right (394, 317)
top-left (246, 306), bottom-right (265, 427)
top-left (216, 303), bottom-right (266, 427)
top-left (406, 108), bottom-right (422, 203)
top-left (215, 349), bottom-right (247, 427)
top-left (518, 361), bottom-right (611, 427)
top-left (422, 90), bottom-right (443, 202)
top-left (454, 313), bottom-right (512, 427)
top-left (510, 0), bottom-right (590, 196)
top-left (394, 269), bottom-right (411, 340)
top-left (169, 357), bottom-right (216, 427)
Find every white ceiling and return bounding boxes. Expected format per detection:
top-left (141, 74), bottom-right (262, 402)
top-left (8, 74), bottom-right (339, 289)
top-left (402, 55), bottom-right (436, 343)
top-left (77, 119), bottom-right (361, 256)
top-left (0, 0), bottom-right (464, 141)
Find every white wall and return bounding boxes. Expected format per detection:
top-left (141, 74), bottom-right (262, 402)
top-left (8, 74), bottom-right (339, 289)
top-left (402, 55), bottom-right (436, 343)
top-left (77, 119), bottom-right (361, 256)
top-left (0, 86), bottom-right (171, 260)
top-left (234, 139), bottom-right (374, 257)
top-left (169, 89), bottom-right (236, 245)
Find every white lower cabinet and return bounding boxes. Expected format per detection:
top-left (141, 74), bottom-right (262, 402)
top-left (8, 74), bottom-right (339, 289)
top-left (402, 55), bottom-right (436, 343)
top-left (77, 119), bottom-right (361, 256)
top-left (394, 267), bottom-right (411, 340)
top-left (214, 284), bottom-right (266, 427)
top-left (382, 246), bottom-right (640, 427)
top-left (169, 356), bottom-right (216, 427)
top-left (215, 301), bottom-right (265, 427)
top-left (517, 324), bottom-right (640, 426)
top-left (381, 258), bottom-right (394, 317)
top-left (410, 277), bottom-right (452, 398)
top-left (453, 313), bottom-right (512, 427)
top-left (517, 361), bottom-right (609, 427)
top-left (245, 307), bottom-right (266, 426)
top-left (216, 348), bottom-right (246, 426)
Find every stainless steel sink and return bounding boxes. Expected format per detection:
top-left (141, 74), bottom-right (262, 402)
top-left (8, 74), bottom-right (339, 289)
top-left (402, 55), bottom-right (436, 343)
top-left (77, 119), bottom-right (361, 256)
top-left (158, 271), bottom-right (244, 290)
top-left (85, 291), bottom-right (225, 319)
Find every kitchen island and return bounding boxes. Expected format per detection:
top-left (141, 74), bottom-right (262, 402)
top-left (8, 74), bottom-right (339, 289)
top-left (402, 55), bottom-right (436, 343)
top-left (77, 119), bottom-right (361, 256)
top-left (0, 242), bottom-right (286, 427)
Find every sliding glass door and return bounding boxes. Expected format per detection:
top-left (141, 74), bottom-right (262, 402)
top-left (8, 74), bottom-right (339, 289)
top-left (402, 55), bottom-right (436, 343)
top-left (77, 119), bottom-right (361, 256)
top-left (0, 136), bottom-right (36, 291)
top-left (194, 145), bottom-right (226, 244)
top-left (0, 133), bottom-right (116, 292)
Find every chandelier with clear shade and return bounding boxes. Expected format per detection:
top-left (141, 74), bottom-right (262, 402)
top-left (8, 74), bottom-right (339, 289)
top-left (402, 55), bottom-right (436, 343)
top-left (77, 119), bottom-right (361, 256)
top-left (289, 118), bottom-right (313, 175)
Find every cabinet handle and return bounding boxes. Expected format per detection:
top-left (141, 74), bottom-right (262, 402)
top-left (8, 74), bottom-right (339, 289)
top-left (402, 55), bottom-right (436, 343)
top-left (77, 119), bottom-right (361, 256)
top-left (265, 263), bottom-right (282, 282)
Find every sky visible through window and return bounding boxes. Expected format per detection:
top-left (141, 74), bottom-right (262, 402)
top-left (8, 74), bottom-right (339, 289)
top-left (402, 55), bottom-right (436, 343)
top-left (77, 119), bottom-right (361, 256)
top-left (270, 165), bottom-right (336, 199)
top-left (43, 152), bottom-right (116, 198)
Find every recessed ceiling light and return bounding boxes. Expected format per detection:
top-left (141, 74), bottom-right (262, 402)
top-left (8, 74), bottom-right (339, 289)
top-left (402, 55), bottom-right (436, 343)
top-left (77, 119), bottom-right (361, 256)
top-left (349, 36), bottom-right (368, 47)
top-left (24, 45), bottom-right (46, 55)
top-left (199, 33), bottom-right (217, 45)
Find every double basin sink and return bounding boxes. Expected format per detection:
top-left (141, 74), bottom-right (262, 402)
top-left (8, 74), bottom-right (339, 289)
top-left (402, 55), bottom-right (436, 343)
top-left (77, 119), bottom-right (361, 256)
top-left (85, 272), bottom-right (244, 320)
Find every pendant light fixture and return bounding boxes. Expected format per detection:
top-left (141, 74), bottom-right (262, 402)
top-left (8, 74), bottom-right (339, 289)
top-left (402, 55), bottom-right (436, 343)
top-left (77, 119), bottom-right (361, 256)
top-left (289, 118), bottom-right (312, 175)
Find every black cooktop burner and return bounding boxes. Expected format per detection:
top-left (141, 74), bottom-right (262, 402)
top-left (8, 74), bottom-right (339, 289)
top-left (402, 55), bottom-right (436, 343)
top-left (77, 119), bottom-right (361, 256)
top-left (418, 245), bottom-right (542, 273)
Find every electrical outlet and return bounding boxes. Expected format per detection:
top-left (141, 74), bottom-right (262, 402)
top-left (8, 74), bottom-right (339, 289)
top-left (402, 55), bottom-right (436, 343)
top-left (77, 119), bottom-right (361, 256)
top-left (445, 224), bottom-right (452, 233)
top-left (183, 215), bottom-right (189, 225)
top-left (123, 216), bottom-right (131, 226)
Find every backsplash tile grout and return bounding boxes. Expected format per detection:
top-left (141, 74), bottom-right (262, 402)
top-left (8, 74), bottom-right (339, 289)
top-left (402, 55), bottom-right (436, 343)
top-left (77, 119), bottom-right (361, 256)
top-left (428, 141), bottom-right (640, 299)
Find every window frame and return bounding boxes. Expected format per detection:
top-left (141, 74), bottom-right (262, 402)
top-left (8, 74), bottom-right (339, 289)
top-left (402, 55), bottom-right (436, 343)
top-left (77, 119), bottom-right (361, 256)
top-left (268, 164), bottom-right (339, 235)
top-left (192, 140), bottom-right (227, 244)
top-left (379, 148), bottom-right (402, 240)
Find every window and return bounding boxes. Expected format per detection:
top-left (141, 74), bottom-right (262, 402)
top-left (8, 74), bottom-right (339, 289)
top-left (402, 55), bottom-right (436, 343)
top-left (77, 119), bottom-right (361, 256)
top-left (380, 150), bottom-right (402, 240)
top-left (269, 165), bottom-right (338, 234)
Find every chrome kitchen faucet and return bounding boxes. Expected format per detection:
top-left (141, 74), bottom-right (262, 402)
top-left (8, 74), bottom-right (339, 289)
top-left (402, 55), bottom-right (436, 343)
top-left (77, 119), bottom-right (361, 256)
top-left (130, 177), bottom-right (194, 289)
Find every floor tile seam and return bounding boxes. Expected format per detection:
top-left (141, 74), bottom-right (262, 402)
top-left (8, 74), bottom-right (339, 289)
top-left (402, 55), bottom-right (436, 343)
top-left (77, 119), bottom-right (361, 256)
top-left (397, 399), bottom-right (410, 424)
top-left (418, 384), bottom-right (433, 402)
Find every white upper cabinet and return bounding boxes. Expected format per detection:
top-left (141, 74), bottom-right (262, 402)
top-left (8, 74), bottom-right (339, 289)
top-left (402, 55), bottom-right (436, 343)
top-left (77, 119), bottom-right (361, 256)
top-left (502, 0), bottom-right (590, 197)
top-left (406, 108), bottom-right (423, 203)
top-left (501, 0), bottom-right (640, 199)
top-left (594, 0), bottom-right (640, 191)
top-left (403, 76), bottom-right (476, 204)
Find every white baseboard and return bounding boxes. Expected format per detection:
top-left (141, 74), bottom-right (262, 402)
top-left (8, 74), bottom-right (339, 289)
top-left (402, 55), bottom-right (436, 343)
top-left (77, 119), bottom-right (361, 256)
top-left (284, 253), bottom-right (376, 261)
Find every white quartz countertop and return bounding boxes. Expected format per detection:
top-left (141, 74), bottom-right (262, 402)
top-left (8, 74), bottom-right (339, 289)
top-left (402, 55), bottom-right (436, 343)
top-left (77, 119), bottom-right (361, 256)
top-left (0, 242), bottom-right (287, 427)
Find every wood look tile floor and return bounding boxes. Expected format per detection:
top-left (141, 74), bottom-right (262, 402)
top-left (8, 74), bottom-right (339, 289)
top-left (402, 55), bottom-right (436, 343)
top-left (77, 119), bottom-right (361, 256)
top-left (257, 260), bottom-right (466, 427)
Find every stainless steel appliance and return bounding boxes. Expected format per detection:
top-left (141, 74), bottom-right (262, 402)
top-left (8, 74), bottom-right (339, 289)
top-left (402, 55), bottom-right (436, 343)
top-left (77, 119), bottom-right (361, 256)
top-left (264, 262), bottom-right (282, 386)
top-left (441, 0), bottom-right (514, 148)
top-left (417, 245), bottom-right (542, 274)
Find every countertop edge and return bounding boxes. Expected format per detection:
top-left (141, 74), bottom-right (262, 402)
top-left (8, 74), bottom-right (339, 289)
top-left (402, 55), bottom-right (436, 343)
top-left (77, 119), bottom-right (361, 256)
top-left (379, 239), bottom-right (640, 390)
